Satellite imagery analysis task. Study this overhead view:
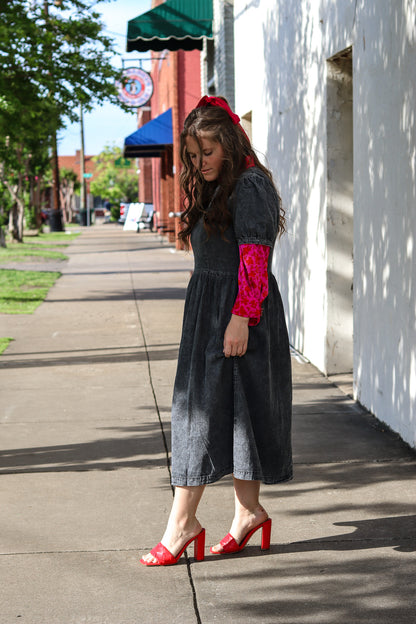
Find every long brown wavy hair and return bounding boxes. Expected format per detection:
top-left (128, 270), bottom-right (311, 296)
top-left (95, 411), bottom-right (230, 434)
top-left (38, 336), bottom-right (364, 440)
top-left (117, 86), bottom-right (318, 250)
top-left (178, 99), bottom-right (285, 248)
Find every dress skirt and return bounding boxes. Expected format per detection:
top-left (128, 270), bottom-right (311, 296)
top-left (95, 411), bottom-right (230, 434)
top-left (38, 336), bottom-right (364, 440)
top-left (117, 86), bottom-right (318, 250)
top-left (170, 168), bottom-right (293, 486)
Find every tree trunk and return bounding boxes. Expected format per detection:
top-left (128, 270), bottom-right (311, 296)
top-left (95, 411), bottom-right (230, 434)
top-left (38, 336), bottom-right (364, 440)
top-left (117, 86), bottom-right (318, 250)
top-left (31, 176), bottom-right (43, 229)
top-left (68, 180), bottom-right (75, 222)
top-left (6, 179), bottom-right (24, 242)
top-left (8, 198), bottom-right (24, 242)
top-left (60, 177), bottom-right (77, 224)
top-left (59, 179), bottom-right (68, 224)
top-left (0, 226), bottom-right (6, 248)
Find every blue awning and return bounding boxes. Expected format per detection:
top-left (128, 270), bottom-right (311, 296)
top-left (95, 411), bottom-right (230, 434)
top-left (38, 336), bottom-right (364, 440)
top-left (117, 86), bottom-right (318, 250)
top-left (124, 108), bottom-right (173, 158)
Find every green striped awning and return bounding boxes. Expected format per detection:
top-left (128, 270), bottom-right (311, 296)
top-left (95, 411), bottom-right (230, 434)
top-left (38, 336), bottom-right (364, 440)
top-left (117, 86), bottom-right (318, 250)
top-left (126, 0), bottom-right (213, 52)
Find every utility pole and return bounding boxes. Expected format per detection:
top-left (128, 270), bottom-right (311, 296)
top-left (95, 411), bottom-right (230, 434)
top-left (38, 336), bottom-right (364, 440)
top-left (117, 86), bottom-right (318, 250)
top-left (80, 103), bottom-right (88, 225)
top-left (50, 132), bottom-right (63, 231)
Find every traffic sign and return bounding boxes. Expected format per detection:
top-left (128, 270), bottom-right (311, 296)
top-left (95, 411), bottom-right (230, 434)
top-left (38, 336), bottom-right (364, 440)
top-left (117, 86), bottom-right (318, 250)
top-left (115, 157), bottom-right (131, 168)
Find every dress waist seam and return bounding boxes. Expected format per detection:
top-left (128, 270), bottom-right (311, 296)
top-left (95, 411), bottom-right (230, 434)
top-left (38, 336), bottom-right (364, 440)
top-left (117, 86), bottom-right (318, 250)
top-left (193, 268), bottom-right (237, 277)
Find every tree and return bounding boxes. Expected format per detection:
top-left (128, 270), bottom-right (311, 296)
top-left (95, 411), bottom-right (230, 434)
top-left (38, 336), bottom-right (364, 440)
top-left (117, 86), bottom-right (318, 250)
top-left (0, 1), bottom-right (132, 241)
top-left (0, 181), bottom-right (14, 248)
top-left (0, 76), bottom-right (53, 242)
top-left (60, 168), bottom-right (80, 224)
top-left (90, 146), bottom-right (138, 206)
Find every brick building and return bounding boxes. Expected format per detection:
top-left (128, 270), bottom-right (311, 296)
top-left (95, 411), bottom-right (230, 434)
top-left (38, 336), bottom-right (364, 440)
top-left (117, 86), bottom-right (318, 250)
top-left (57, 151), bottom-right (98, 222)
top-left (125, 0), bottom-right (213, 247)
top-left (58, 151), bottom-right (96, 196)
top-left (136, 108), bottom-right (153, 205)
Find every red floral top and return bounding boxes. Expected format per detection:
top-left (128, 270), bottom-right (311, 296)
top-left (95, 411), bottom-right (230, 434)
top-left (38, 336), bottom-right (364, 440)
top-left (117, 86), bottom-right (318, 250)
top-left (231, 243), bottom-right (270, 326)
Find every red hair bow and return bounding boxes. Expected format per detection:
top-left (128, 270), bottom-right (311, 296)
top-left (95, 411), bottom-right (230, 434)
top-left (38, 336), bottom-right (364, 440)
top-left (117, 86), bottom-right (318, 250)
top-left (196, 95), bottom-right (253, 166)
top-left (196, 95), bottom-right (241, 125)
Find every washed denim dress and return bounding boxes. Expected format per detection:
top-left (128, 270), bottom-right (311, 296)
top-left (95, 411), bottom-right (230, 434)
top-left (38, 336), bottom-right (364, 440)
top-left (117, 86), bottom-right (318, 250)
top-left (171, 168), bottom-right (292, 486)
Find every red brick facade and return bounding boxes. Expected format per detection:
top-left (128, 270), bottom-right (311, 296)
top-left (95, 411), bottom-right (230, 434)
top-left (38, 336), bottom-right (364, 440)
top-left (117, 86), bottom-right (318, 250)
top-left (58, 151), bottom-right (96, 197)
top-left (145, 0), bottom-right (201, 247)
top-left (146, 47), bottom-right (201, 245)
top-left (136, 108), bottom-right (153, 204)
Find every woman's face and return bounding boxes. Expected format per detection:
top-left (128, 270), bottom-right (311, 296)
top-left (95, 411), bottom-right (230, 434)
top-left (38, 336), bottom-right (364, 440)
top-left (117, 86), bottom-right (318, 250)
top-left (185, 134), bottom-right (225, 182)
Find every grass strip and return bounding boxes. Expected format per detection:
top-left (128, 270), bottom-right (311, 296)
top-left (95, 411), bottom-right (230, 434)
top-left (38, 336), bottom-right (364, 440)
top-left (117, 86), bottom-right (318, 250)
top-left (0, 232), bottom-right (79, 263)
top-left (0, 337), bottom-right (13, 354)
top-left (0, 245), bottom-right (67, 263)
top-left (0, 269), bottom-right (61, 314)
top-left (38, 231), bottom-right (80, 243)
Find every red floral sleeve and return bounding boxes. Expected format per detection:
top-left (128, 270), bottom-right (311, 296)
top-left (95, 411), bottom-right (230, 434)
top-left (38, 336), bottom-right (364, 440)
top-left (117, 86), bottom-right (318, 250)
top-left (231, 244), bottom-right (270, 326)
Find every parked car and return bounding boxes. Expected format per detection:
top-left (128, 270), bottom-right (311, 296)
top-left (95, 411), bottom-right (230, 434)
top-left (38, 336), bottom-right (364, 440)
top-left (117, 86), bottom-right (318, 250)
top-left (118, 202), bottom-right (128, 223)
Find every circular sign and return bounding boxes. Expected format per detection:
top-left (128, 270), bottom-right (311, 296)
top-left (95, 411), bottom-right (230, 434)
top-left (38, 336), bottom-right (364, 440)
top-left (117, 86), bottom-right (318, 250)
top-left (117, 68), bottom-right (153, 107)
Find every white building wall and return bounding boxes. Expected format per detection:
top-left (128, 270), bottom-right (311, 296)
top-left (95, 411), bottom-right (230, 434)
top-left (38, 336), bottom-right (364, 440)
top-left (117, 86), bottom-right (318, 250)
top-left (234, 0), bottom-right (416, 447)
top-left (353, 2), bottom-right (416, 447)
top-left (201, 0), bottom-right (235, 106)
top-left (213, 0), bottom-right (235, 108)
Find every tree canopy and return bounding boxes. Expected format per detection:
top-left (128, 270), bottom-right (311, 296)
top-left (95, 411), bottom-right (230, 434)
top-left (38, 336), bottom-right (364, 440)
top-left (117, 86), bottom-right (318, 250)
top-left (90, 146), bottom-right (138, 205)
top-left (0, 1), bottom-right (125, 123)
top-left (0, 0), bottom-right (131, 240)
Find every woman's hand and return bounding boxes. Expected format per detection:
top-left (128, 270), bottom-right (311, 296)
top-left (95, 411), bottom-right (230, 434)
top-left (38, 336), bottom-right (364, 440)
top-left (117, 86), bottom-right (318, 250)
top-left (223, 314), bottom-right (249, 357)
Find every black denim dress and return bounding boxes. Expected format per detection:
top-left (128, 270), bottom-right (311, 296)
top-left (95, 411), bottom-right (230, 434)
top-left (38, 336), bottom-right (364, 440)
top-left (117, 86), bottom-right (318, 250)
top-left (170, 168), bottom-right (292, 486)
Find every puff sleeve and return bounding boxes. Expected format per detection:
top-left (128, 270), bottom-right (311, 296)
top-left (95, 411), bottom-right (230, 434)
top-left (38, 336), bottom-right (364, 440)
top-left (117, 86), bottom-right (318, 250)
top-left (232, 168), bottom-right (280, 247)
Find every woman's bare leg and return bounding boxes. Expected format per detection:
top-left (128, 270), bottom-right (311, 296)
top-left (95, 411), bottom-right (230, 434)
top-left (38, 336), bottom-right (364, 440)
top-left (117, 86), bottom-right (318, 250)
top-left (210, 477), bottom-right (268, 552)
top-left (141, 484), bottom-right (205, 564)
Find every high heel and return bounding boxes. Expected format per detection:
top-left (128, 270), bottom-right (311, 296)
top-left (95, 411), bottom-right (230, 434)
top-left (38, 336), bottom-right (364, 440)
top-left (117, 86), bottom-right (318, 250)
top-left (210, 518), bottom-right (271, 555)
top-left (140, 528), bottom-right (205, 566)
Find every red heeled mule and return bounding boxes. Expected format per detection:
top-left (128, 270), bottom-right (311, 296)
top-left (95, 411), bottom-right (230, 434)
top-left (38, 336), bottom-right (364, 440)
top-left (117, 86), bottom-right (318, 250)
top-left (210, 518), bottom-right (272, 555)
top-left (140, 528), bottom-right (205, 566)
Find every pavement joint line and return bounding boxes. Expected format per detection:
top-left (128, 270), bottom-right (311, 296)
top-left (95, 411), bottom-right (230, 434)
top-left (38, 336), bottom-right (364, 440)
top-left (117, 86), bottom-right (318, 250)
top-left (0, 549), bottom-right (142, 556)
top-left (2, 535), bottom-right (415, 557)
top-left (126, 255), bottom-right (173, 488)
top-left (126, 253), bottom-right (202, 624)
top-left (0, 466), bottom-right (168, 475)
top-left (1, 345), bottom-right (147, 356)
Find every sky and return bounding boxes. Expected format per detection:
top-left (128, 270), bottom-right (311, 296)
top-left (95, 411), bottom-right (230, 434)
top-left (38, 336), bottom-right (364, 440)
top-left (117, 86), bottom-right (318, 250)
top-left (57, 0), bottom-right (152, 156)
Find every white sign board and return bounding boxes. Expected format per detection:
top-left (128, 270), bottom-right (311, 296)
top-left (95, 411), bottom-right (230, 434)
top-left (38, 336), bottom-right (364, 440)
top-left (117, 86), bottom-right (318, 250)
top-left (123, 203), bottom-right (145, 231)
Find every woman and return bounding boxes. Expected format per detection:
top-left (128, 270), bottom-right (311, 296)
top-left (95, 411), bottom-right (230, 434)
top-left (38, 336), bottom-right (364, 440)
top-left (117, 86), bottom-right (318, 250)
top-left (141, 96), bottom-right (292, 566)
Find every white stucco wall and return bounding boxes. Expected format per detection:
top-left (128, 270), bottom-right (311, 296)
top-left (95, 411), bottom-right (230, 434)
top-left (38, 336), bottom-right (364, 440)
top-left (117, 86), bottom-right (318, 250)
top-left (234, 0), bottom-right (416, 447)
top-left (353, 1), bottom-right (416, 447)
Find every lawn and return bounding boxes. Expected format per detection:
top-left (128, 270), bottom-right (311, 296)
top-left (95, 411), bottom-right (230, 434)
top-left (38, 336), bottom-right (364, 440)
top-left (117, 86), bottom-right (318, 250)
top-left (38, 231), bottom-right (80, 243)
top-left (0, 269), bottom-right (61, 314)
top-left (0, 231), bottom-right (80, 264)
top-left (0, 230), bottom-right (79, 350)
top-left (0, 337), bottom-right (13, 354)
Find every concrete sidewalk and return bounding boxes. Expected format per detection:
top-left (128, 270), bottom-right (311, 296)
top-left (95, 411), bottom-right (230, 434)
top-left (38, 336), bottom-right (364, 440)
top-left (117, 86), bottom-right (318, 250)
top-left (0, 225), bottom-right (415, 624)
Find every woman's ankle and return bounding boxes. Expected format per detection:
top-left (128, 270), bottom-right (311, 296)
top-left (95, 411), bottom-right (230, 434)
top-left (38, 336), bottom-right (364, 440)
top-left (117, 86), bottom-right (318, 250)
top-left (235, 504), bottom-right (267, 519)
top-left (164, 516), bottom-right (201, 538)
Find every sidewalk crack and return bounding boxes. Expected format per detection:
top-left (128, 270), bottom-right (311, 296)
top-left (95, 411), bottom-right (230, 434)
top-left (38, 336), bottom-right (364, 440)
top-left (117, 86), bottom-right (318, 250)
top-left (128, 258), bottom-right (203, 624)
top-left (128, 263), bottom-right (173, 492)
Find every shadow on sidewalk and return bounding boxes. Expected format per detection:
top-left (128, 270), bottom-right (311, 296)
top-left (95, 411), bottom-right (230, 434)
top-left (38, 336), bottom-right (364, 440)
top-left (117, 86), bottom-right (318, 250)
top-left (0, 421), bottom-right (172, 474)
top-left (203, 515), bottom-right (416, 558)
top-left (0, 345), bottom-right (179, 370)
top-left (41, 286), bottom-right (188, 303)
top-left (278, 515), bottom-right (416, 553)
top-left (63, 268), bottom-right (191, 276)
top-left (69, 243), bottom-right (177, 255)
top-left (208, 548), bottom-right (416, 623)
